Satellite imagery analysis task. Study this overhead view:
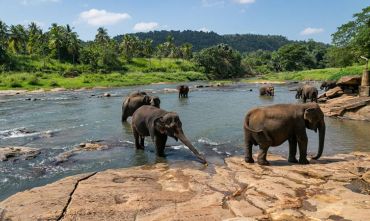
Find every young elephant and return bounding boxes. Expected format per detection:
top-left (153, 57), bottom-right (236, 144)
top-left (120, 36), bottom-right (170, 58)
top-left (320, 80), bottom-right (336, 91)
top-left (296, 85), bottom-right (318, 103)
top-left (244, 103), bottom-right (325, 165)
top-left (121, 92), bottom-right (160, 122)
top-left (259, 85), bottom-right (274, 96)
top-left (177, 85), bottom-right (189, 98)
top-left (131, 105), bottom-right (207, 164)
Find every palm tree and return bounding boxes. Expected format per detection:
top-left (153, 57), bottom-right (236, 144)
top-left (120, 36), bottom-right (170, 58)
top-left (9, 24), bottom-right (27, 54)
top-left (0, 20), bottom-right (9, 50)
top-left (180, 43), bottom-right (193, 60)
top-left (120, 34), bottom-right (139, 62)
top-left (95, 27), bottom-right (109, 45)
top-left (65, 25), bottom-right (80, 64)
top-left (48, 23), bottom-right (65, 61)
top-left (27, 22), bottom-right (42, 54)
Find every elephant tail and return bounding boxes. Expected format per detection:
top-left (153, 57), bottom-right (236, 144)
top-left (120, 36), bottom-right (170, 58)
top-left (244, 112), bottom-right (272, 146)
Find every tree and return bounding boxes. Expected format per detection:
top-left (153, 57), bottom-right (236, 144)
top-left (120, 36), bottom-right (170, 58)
top-left (95, 27), bottom-right (110, 45)
top-left (0, 20), bottom-right (8, 50)
top-left (9, 24), bottom-right (27, 54)
top-left (180, 43), bottom-right (193, 60)
top-left (120, 34), bottom-right (140, 61)
top-left (331, 6), bottom-right (370, 65)
top-left (65, 25), bottom-right (80, 64)
top-left (27, 22), bottom-right (43, 55)
top-left (48, 23), bottom-right (65, 60)
top-left (194, 44), bottom-right (243, 79)
top-left (276, 43), bottom-right (314, 71)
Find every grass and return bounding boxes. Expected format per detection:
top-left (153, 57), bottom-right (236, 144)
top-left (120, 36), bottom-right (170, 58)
top-left (249, 65), bottom-right (364, 82)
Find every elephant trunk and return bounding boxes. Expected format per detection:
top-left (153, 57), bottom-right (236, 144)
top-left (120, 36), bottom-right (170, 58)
top-left (312, 120), bottom-right (325, 160)
top-left (175, 129), bottom-right (207, 164)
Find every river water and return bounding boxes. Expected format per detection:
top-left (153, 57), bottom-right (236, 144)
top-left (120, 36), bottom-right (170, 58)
top-left (1, 82), bottom-right (370, 200)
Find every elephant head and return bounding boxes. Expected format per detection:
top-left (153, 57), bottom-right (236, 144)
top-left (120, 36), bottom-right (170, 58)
top-left (303, 105), bottom-right (326, 160)
top-left (268, 86), bottom-right (275, 96)
top-left (151, 112), bottom-right (206, 163)
top-left (150, 96), bottom-right (161, 108)
top-left (319, 82), bottom-right (327, 90)
top-left (295, 86), bottom-right (303, 99)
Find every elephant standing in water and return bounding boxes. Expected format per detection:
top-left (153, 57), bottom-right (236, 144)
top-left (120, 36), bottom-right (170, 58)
top-left (131, 105), bottom-right (207, 164)
top-left (121, 91), bottom-right (160, 122)
top-left (177, 85), bottom-right (189, 98)
top-left (296, 85), bottom-right (318, 103)
top-left (243, 103), bottom-right (325, 165)
top-left (259, 85), bottom-right (274, 96)
top-left (320, 80), bottom-right (336, 91)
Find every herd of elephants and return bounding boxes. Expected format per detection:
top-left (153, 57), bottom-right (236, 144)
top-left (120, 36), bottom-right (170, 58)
top-left (121, 81), bottom-right (335, 165)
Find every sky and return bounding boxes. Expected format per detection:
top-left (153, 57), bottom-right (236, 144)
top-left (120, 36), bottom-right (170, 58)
top-left (0, 0), bottom-right (368, 43)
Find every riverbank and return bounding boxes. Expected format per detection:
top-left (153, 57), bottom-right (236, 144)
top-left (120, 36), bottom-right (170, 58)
top-left (1, 152), bottom-right (369, 220)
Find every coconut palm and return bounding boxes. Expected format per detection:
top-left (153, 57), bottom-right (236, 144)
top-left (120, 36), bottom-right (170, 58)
top-left (0, 20), bottom-right (9, 50)
top-left (27, 22), bottom-right (43, 54)
top-left (9, 24), bottom-right (27, 54)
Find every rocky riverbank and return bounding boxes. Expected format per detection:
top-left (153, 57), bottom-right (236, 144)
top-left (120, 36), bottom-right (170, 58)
top-left (0, 152), bottom-right (369, 221)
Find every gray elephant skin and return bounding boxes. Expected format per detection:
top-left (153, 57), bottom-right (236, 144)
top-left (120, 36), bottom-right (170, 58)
top-left (121, 91), bottom-right (160, 122)
top-left (296, 85), bottom-right (318, 103)
top-left (243, 103), bottom-right (325, 165)
top-left (177, 85), bottom-right (189, 98)
top-left (259, 85), bottom-right (274, 96)
top-left (131, 105), bottom-right (207, 164)
top-left (320, 80), bottom-right (336, 91)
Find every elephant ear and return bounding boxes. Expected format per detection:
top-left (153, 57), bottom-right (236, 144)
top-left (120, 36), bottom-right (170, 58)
top-left (143, 95), bottom-right (151, 104)
top-left (304, 108), bottom-right (320, 132)
top-left (149, 117), bottom-right (166, 141)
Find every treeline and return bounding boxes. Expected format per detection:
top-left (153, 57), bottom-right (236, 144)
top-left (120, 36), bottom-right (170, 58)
top-left (115, 30), bottom-right (291, 52)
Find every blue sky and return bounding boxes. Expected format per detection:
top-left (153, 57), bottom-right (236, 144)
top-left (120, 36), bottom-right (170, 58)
top-left (0, 0), bottom-right (368, 43)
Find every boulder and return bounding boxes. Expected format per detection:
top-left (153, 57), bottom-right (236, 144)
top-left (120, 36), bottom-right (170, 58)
top-left (55, 141), bottom-right (109, 164)
top-left (325, 86), bottom-right (344, 98)
top-left (336, 75), bottom-right (361, 86)
top-left (0, 146), bottom-right (40, 161)
top-left (1, 152), bottom-right (369, 221)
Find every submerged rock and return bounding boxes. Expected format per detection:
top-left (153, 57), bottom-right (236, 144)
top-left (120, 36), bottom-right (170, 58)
top-left (0, 146), bottom-right (40, 161)
top-left (1, 152), bottom-right (369, 220)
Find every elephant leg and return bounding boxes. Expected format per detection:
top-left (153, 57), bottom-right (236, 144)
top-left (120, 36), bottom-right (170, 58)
top-left (140, 136), bottom-right (145, 147)
top-left (297, 133), bottom-right (309, 164)
top-left (257, 145), bottom-right (270, 165)
top-left (133, 127), bottom-right (144, 149)
top-left (288, 137), bottom-right (298, 163)
top-left (155, 134), bottom-right (167, 157)
top-left (244, 129), bottom-right (254, 163)
top-left (303, 95), bottom-right (307, 103)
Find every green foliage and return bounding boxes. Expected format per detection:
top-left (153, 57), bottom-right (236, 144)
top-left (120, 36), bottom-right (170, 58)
top-left (194, 44), bottom-right (243, 79)
top-left (331, 6), bottom-right (370, 66)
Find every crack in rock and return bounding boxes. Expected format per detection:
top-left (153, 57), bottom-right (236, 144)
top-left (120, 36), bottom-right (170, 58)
top-left (57, 172), bottom-right (97, 221)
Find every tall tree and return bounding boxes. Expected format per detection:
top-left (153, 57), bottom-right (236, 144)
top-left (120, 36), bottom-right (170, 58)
top-left (48, 23), bottom-right (65, 61)
top-left (9, 24), bottom-right (27, 54)
top-left (95, 27), bottom-right (110, 45)
top-left (27, 22), bottom-right (43, 55)
top-left (0, 20), bottom-right (8, 50)
top-left (65, 25), bottom-right (80, 64)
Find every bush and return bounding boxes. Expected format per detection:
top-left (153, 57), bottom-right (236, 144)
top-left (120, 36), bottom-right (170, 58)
top-left (49, 81), bottom-right (59, 87)
top-left (28, 76), bottom-right (41, 85)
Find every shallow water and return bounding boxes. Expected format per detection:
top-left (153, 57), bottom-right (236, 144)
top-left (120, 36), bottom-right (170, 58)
top-left (0, 82), bottom-right (369, 200)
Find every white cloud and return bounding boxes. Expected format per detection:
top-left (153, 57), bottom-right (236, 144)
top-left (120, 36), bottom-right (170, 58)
top-left (300, 27), bottom-right (324, 35)
top-left (233, 0), bottom-right (255, 4)
top-left (198, 27), bottom-right (210, 32)
top-left (133, 22), bottom-right (159, 32)
top-left (79, 9), bottom-right (131, 26)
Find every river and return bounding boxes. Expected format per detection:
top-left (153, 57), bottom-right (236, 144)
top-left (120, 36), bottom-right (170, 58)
top-left (0, 82), bottom-right (369, 200)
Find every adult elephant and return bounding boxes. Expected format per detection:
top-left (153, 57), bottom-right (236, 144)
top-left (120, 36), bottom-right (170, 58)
top-left (259, 85), bottom-right (274, 96)
top-left (177, 85), bottom-right (189, 98)
top-left (296, 85), bottom-right (318, 103)
top-left (131, 105), bottom-right (207, 164)
top-left (244, 103), bottom-right (325, 165)
top-left (320, 80), bottom-right (336, 91)
top-left (121, 92), bottom-right (160, 122)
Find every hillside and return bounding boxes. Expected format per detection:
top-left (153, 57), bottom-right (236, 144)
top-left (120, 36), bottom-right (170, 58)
top-left (114, 30), bottom-right (291, 52)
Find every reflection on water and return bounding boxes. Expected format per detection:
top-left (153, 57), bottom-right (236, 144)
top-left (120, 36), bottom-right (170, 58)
top-left (0, 82), bottom-right (369, 200)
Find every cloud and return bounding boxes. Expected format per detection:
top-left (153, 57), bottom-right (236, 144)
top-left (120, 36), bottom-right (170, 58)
top-left (201, 0), bottom-right (225, 7)
top-left (198, 27), bottom-right (210, 32)
top-left (133, 22), bottom-right (159, 32)
top-left (300, 27), bottom-right (324, 35)
top-left (233, 0), bottom-right (255, 4)
top-left (78, 9), bottom-right (131, 26)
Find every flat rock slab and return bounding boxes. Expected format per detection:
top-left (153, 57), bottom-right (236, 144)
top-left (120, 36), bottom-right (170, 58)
top-left (0, 153), bottom-right (369, 221)
top-left (0, 146), bottom-right (40, 161)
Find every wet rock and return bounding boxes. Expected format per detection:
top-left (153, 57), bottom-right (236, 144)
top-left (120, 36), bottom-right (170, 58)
top-left (325, 86), bottom-right (344, 98)
top-left (103, 93), bottom-right (111, 97)
top-left (54, 141), bottom-right (109, 164)
top-left (0, 146), bottom-right (40, 161)
top-left (1, 152), bottom-right (369, 220)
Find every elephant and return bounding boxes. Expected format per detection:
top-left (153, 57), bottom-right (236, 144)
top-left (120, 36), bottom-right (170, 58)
top-left (243, 103), bottom-right (326, 165)
top-left (296, 85), bottom-right (318, 103)
top-left (259, 85), bottom-right (274, 96)
top-left (121, 92), bottom-right (160, 122)
top-left (131, 105), bottom-right (207, 164)
top-left (320, 80), bottom-right (337, 91)
top-left (177, 85), bottom-right (189, 98)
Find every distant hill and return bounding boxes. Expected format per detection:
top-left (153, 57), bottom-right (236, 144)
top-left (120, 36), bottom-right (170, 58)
top-left (113, 30), bottom-right (292, 53)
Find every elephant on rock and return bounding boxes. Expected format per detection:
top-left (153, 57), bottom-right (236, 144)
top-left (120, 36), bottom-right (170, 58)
top-left (131, 105), bottom-right (207, 164)
top-left (243, 103), bottom-right (325, 165)
top-left (320, 80), bottom-right (337, 91)
top-left (121, 92), bottom-right (160, 122)
top-left (177, 85), bottom-right (189, 98)
top-left (259, 85), bottom-right (274, 96)
top-left (296, 85), bottom-right (318, 103)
